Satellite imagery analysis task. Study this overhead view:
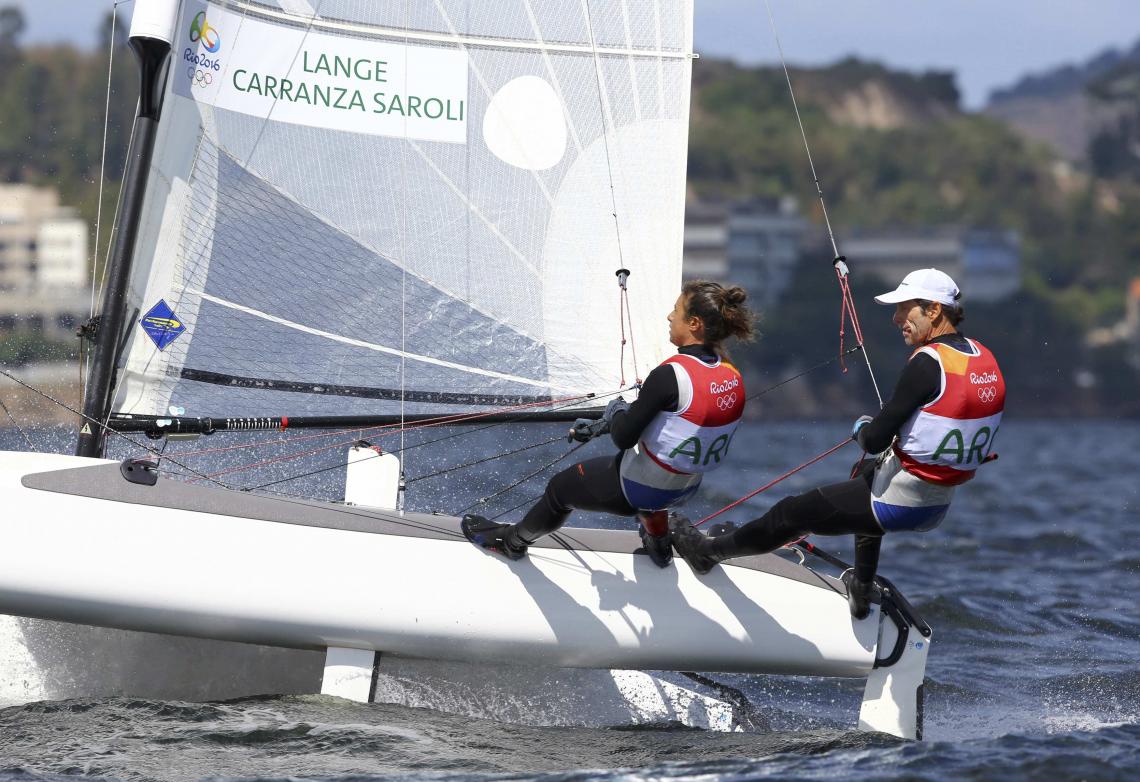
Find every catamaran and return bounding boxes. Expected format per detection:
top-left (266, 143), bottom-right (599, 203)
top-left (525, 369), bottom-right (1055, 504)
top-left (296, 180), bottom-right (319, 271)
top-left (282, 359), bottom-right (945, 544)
top-left (0, 0), bottom-right (930, 738)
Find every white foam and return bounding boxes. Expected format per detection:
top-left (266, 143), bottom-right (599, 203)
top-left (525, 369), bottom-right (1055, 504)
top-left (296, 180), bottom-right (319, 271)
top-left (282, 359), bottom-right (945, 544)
top-left (0, 613), bottom-right (323, 706)
top-left (0, 615), bottom-right (50, 707)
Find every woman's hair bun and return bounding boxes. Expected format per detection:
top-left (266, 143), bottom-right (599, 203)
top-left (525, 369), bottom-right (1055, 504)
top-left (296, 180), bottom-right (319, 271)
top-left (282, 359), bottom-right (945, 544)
top-left (681, 279), bottom-right (757, 346)
top-left (723, 286), bottom-right (748, 306)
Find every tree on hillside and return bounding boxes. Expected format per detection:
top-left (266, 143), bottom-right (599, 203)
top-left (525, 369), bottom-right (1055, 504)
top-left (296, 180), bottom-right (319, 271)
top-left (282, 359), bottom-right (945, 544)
top-left (0, 5), bottom-right (24, 63)
top-left (99, 9), bottom-right (129, 51)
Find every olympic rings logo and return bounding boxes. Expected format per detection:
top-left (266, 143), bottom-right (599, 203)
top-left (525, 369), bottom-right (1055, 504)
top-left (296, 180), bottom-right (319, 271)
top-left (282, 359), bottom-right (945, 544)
top-left (188, 67), bottom-right (213, 87)
top-left (978, 386), bottom-right (997, 404)
top-left (716, 393), bottom-right (738, 410)
top-left (190, 11), bottom-right (221, 53)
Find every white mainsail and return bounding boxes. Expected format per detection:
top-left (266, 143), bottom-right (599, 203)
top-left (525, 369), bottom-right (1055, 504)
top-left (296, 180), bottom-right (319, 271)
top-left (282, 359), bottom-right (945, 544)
top-left (113, 0), bottom-right (695, 419)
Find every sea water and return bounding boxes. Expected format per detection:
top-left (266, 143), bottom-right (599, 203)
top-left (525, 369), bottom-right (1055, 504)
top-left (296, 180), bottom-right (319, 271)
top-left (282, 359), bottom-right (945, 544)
top-left (0, 419), bottom-right (1137, 781)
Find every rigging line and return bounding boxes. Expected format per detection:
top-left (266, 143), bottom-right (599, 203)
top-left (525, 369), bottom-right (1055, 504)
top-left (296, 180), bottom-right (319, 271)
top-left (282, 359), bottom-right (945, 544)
top-left (519, 0), bottom-right (585, 154)
top-left (622, 286), bottom-right (640, 381)
top-left (490, 492), bottom-right (543, 521)
top-left (760, 0), bottom-right (884, 407)
top-left (400, 0), bottom-right (410, 477)
top-left (692, 437), bottom-right (852, 527)
top-left (167, 388), bottom-right (610, 460)
top-left (760, 0), bottom-right (838, 260)
top-left (0, 392), bottom-right (37, 452)
top-left (746, 345), bottom-right (861, 402)
top-left (194, 388), bottom-right (619, 481)
top-left (407, 434), bottom-right (565, 484)
top-left (233, 0), bottom-right (326, 171)
top-left (618, 0), bottom-right (643, 122)
top-left (241, 389), bottom-right (629, 491)
top-left (583, 0), bottom-right (627, 271)
top-left (0, 366), bottom-right (233, 490)
top-left (838, 268), bottom-right (884, 405)
top-left (459, 440), bottom-right (589, 516)
top-left (617, 281), bottom-right (627, 385)
top-left (90, 2), bottom-right (118, 322)
top-left (85, 105), bottom-right (135, 407)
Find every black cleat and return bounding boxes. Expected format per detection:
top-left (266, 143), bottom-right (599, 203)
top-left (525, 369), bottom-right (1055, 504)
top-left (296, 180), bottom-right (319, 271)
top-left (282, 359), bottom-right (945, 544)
top-left (668, 512), bottom-right (722, 575)
top-left (842, 570), bottom-right (875, 620)
top-left (638, 524), bottom-right (673, 568)
top-left (461, 514), bottom-right (529, 560)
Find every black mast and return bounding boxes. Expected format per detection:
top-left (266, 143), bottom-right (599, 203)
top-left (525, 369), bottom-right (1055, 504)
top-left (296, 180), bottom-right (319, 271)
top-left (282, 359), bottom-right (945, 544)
top-left (76, 13), bottom-right (175, 457)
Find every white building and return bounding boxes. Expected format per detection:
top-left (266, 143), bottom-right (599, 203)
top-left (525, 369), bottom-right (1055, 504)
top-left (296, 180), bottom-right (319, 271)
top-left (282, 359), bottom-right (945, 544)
top-left (726, 197), bottom-right (808, 307)
top-left (842, 229), bottom-right (1021, 303)
top-left (682, 198), bottom-right (809, 307)
top-left (36, 211), bottom-right (88, 289)
top-left (682, 201), bottom-right (729, 281)
top-left (0, 184), bottom-right (89, 293)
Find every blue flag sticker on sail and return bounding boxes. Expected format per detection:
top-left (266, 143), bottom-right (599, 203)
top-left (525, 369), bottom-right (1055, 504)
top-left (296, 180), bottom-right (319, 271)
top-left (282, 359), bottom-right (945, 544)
top-left (140, 300), bottom-right (186, 351)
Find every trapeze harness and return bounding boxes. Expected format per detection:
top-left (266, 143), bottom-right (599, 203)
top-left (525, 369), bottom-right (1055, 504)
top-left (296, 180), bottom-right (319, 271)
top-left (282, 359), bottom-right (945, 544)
top-left (870, 338), bottom-right (1005, 531)
top-left (618, 353), bottom-right (746, 511)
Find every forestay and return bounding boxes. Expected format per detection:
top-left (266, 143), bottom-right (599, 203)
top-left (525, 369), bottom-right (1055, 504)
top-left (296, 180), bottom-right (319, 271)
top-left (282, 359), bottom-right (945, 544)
top-left (113, 0), bottom-right (695, 419)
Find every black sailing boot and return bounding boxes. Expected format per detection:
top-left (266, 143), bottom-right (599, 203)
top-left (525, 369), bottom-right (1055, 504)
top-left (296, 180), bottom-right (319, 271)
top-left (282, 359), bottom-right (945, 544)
top-left (461, 514), bottom-right (530, 561)
top-left (667, 512), bottom-right (725, 575)
top-left (638, 524), bottom-right (674, 568)
top-left (842, 570), bottom-right (875, 620)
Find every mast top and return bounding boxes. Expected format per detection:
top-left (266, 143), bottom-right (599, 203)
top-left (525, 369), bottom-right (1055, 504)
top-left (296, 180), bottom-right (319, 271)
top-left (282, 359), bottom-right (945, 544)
top-left (130, 0), bottom-right (180, 44)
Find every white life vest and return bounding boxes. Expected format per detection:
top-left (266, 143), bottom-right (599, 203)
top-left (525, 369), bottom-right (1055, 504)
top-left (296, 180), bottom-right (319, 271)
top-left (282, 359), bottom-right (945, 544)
top-left (619, 354), bottom-right (745, 511)
top-left (894, 338), bottom-right (1005, 486)
top-left (871, 337), bottom-right (1005, 532)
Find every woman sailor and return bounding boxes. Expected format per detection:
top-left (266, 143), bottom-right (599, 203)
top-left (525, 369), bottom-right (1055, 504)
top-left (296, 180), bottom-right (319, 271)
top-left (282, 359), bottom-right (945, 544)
top-left (462, 280), bottom-right (755, 567)
top-left (671, 268), bottom-right (1005, 618)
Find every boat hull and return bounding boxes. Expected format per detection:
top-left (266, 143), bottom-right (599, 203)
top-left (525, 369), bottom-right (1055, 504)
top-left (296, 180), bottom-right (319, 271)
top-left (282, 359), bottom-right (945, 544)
top-left (0, 452), bottom-right (877, 678)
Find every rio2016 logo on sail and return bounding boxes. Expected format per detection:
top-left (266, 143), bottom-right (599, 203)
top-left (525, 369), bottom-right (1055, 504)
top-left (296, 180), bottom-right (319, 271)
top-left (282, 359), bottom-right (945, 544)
top-left (190, 11), bottom-right (220, 53)
top-left (184, 11), bottom-right (222, 80)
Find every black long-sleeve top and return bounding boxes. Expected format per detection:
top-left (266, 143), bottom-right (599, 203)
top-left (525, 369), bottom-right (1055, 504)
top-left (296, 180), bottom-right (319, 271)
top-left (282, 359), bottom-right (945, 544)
top-left (855, 332), bottom-right (972, 454)
top-left (608, 343), bottom-right (720, 450)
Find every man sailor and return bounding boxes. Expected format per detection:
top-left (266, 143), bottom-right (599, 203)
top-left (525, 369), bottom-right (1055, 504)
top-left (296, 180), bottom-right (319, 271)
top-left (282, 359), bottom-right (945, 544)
top-left (462, 280), bottom-right (755, 567)
top-left (671, 268), bottom-right (1005, 617)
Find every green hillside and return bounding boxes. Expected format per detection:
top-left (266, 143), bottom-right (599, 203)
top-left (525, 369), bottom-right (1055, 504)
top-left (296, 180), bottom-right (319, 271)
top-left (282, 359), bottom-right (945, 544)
top-left (0, 12), bottom-right (1136, 414)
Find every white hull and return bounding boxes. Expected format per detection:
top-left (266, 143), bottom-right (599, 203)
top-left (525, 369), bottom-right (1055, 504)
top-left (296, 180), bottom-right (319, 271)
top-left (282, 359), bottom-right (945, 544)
top-left (1, 451), bottom-right (876, 674)
top-left (0, 451), bottom-right (929, 737)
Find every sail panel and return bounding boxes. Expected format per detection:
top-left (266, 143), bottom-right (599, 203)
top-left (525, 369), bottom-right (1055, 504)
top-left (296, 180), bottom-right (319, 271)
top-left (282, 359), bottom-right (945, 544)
top-left (114, 0), bottom-right (694, 418)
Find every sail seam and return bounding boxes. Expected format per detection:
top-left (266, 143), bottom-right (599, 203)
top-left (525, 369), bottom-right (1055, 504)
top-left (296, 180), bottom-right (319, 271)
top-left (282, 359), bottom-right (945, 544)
top-left (189, 289), bottom-right (577, 391)
top-left (406, 139), bottom-right (540, 279)
top-left (224, 0), bottom-right (693, 59)
top-left (520, 0), bottom-right (585, 154)
top-left (177, 368), bottom-right (556, 405)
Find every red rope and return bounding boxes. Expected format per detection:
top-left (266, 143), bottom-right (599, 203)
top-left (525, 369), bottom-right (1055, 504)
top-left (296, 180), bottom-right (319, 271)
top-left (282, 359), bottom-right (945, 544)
top-left (692, 438), bottom-right (853, 527)
top-left (837, 274), bottom-right (850, 373)
top-left (618, 288), bottom-right (628, 386)
top-left (834, 266), bottom-right (868, 348)
top-left (622, 288), bottom-right (641, 384)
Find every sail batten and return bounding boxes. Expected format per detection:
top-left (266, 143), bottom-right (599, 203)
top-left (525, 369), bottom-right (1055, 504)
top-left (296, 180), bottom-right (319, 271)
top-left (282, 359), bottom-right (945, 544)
top-left (114, 0), bottom-right (694, 419)
top-left (221, 0), bottom-right (692, 58)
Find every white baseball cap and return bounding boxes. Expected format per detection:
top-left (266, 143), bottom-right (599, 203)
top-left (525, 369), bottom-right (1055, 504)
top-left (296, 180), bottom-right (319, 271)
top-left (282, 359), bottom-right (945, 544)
top-left (874, 268), bottom-right (961, 307)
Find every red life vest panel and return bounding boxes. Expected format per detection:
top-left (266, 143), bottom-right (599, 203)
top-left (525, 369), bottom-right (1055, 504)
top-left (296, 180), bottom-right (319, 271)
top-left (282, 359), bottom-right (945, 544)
top-left (893, 338), bottom-right (1005, 486)
top-left (639, 354), bottom-right (745, 474)
top-left (618, 354), bottom-right (745, 510)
